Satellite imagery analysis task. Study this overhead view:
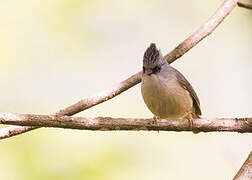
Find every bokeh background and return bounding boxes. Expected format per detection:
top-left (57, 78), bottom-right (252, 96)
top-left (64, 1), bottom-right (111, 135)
top-left (0, 0), bottom-right (251, 179)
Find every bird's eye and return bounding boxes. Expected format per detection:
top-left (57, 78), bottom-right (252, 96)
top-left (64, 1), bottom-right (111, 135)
top-left (143, 66), bottom-right (145, 73)
top-left (152, 66), bottom-right (161, 73)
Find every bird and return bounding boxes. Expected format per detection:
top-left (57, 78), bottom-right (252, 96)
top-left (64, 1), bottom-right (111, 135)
top-left (141, 43), bottom-right (201, 128)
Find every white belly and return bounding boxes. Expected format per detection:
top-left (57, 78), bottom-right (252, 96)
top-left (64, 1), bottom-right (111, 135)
top-left (141, 74), bottom-right (193, 119)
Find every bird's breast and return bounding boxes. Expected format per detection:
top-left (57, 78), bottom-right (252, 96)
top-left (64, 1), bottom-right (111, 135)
top-left (141, 74), bottom-right (193, 119)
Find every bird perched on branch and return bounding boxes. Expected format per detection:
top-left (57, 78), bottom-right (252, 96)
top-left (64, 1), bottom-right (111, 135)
top-left (141, 43), bottom-right (201, 128)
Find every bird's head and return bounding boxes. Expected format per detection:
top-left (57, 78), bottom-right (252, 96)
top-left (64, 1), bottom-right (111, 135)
top-left (143, 43), bottom-right (167, 76)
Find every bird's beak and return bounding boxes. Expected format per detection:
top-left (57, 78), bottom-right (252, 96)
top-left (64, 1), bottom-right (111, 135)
top-left (147, 69), bottom-right (153, 75)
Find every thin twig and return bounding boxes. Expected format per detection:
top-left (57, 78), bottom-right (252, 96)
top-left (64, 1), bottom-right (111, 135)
top-left (233, 151), bottom-right (252, 180)
top-left (237, 1), bottom-right (252, 9)
top-left (0, 113), bottom-right (251, 133)
top-left (0, 0), bottom-right (239, 140)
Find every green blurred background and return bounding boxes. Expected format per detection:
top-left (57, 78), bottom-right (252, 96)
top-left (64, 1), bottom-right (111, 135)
top-left (0, 0), bottom-right (251, 179)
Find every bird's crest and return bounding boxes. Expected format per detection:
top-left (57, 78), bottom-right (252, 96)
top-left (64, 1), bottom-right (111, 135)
top-left (143, 43), bottom-right (160, 63)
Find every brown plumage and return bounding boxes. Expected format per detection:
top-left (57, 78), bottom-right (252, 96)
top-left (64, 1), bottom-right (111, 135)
top-left (141, 43), bottom-right (201, 120)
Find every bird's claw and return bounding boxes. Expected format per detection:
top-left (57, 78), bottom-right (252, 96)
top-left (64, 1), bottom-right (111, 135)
top-left (186, 111), bottom-right (193, 130)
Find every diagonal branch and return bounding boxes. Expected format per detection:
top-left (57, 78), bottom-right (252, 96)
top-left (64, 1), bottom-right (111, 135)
top-left (0, 0), bottom-right (238, 140)
top-left (233, 151), bottom-right (252, 180)
top-left (237, 1), bottom-right (252, 9)
top-left (0, 113), bottom-right (252, 133)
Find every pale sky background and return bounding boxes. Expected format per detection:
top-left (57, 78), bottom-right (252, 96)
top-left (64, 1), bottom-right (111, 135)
top-left (0, 0), bottom-right (251, 179)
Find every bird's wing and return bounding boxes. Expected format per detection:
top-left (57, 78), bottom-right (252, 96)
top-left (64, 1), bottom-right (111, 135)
top-left (171, 67), bottom-right (202, 116)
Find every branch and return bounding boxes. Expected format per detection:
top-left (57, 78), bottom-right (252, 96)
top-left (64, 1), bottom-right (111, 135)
top-left (0, 113), bottom-right (251, 133)
top-left (0, 0), bottom-right (239, 140)
top-left (237, 1), bottom-right (252, 9)
top-left (233, 151), bottom-right (252, 180)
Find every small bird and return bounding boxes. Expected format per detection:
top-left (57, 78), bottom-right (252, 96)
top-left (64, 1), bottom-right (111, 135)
top-left (141, 43), bottom-right (201, 128)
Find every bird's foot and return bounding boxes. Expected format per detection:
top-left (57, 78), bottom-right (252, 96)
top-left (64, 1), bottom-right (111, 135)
top-left (153, 116), bottom-right (160, 124)
top-left (186, 111), bottom-right (200, 134)
top-left (153, 116), bottom-right (160, 133)
top-left (186, 111), bottom-right (193, 130)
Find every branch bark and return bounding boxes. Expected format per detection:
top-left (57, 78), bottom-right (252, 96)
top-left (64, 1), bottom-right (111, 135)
top-left (0, 113), bottom-right (251, 133)
top-left (233, 151), bottom-right (252, 180)
top-left (0, 0), bottom-right (239, 140)
top-left (237, 1), bottom-right (252, 9)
